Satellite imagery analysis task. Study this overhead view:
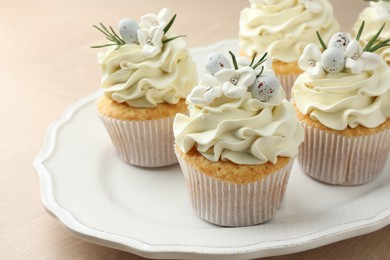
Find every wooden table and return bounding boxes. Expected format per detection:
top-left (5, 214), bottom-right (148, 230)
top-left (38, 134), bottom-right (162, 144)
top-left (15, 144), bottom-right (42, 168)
top-left (2, 0), bottom-right (389, 259)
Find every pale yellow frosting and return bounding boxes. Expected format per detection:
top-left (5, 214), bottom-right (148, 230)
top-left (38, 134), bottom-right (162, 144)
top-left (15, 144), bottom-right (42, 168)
top-left (292, 61), bottom-right (390, 130)
top-left (352, 2), bottom-right (390, 63)
top-left (174, 80), bottom-right (304, 165)
top-left (239, 0), bottom-right (339, 63)
top-left (98, 36), bottom-right (197, 108)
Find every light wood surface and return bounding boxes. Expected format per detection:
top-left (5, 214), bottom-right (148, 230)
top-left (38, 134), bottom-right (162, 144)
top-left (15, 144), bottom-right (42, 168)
top-left (2, 0), bottom-right (390, 259)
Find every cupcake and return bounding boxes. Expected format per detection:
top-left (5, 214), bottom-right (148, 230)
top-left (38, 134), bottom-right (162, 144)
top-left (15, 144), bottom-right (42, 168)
top-left (239, 0), bottom-right (339, 99)
top-left (174, 52), bottom-right (304, 226)
top-left (93, 8), bottom-right (197, 167)
top-left (352, 1), bottom-right (390, 64)
top-left (292, 24), bottom-right (390, 185)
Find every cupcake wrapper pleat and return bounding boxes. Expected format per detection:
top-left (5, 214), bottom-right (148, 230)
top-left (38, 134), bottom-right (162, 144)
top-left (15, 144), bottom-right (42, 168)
top-left (176, 148), bottom-right (294, 227)
top-left (276, 73), bottom-right (299, 100)
top-left (99, 114), bottom-right (177, 167)
top-left (298, 123), bottom-right (390, 185)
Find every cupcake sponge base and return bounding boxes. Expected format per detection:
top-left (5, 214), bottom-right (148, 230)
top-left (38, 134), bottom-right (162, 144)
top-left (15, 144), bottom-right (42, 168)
top-left (298, 120), bottom-right (390, 185)
top-left (175, 146), bottom-right (294, 227)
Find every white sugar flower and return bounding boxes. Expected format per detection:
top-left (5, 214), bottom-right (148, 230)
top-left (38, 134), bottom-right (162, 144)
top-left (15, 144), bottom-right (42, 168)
top-left (215, 67), bottom-right (256, 98)
top-left (299, 0), bottom-right (322, 13)
top-left (187, 75), bottom-right (221, 106)
top-left (345, 40), bottom-right (381, 74)
top-left (140, 8), bottom-right (172, 29)
top-left (298, 43), bottom-right (325, 79)
top-left (137, 26), bottom-right (164, 57)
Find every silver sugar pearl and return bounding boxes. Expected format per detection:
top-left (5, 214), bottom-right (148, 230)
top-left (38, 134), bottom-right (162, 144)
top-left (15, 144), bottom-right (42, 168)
top-left (153, 22), bottom-right (159, 26)
top-left (308, 60), bottom-right (316, 66)
top-left (230, 77), bottom-right (238, 85)
top-left (147, 38), bottom-right (153, 45)
top-left (352, 53), bottom-right (359, 60)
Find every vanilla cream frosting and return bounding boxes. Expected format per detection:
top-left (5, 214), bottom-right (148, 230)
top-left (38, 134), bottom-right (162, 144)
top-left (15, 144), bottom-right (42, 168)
top-left (98, 36), bottom-right (197, 108)
top-left (239, 0), bottom-right (339, 63)
top-left (352, 2), bottom-right (390, 63)
top-left (174, 77), bottom-right (304, 165)
top-left (292, 61), bottom-right (390, 130)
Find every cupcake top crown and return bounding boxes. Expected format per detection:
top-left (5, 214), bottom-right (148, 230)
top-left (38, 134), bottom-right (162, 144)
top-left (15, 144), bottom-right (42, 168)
top-left (91, 8), bottom-right (185, 58)
top-left (188, 51), bottom-right (281, 108)
top-left (299, 21), bottom-right (390, 78)
top-left (249, 0), bottom-right (322, 12)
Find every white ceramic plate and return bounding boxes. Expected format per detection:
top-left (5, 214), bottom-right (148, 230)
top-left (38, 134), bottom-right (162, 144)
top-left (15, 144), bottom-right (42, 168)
top-left (34, 40), bottom-right (390, 259)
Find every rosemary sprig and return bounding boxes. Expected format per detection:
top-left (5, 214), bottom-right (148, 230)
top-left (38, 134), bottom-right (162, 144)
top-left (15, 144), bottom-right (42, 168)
top-left (92, 13), bottom-right (184, 50)
top-left (316, 31), bottom-right (327, 50)
top-left (229, 51), bottom-right (239, 70)
top-left (91, 23), bottom-right (126, 49)
top-left (163, 14), bottom-right (176, 34)
top-left (252, 52), bottom-right (268, 70)
top-left (162, 35), bottom-right (187, 44)
top-left (355, 21), bottom-right (365, 41)
top-left (363, 23), bottom-right (389, 52)
top-left (249, 52), bottom-right (257, 67)
top-left (364, 0), bottom-right (390, 2)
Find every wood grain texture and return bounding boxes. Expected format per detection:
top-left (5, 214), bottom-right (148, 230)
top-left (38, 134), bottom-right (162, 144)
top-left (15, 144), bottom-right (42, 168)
top-left (2, 0), bottom-right (390, 259)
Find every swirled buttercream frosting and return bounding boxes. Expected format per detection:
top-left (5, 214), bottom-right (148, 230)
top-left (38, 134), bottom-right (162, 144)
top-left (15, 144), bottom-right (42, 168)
top-left (94, 9), bottom-right (197, 108)
top-left (174, 54), bottom-right (304, 164)
top-left (352, 2), bottom-right (390, 63)
top-left (239, 0), bottom-right (339, 63)
top-left (292, 61), bottom-right (390, 130)
top-left (98, 37), bottom-right (196, 108)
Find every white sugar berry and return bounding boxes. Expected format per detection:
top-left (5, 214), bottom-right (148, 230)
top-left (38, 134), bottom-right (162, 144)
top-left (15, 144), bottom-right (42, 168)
top-left (205, 53), bottom-right (231, 75)
top-left (248, 74), bottom-right (280, 102)
top-left (118, 18), bottom-right (139, 44)
top-left (328, 32), bottom-right (350, 50)
top-left (321, 48), bottom-right (345, 73)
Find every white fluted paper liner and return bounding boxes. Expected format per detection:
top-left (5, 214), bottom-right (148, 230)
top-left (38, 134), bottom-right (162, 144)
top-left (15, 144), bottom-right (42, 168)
top-left (276, 73), bottom-right (299, 100)
top-left (98, 114), bottom-right (177, 167)
top-left (298, 122), bottom-right (390, 185)
top-left (175, 149), bottom-right (295, 227)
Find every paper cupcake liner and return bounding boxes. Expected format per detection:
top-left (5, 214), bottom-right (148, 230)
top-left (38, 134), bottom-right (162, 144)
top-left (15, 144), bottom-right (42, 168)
top-left (175, 149), bottom-right (294, 227)
top-left (276, 73), bottom-right (299, 100)
top-left (298, 122), bottom-right (390, 185)
top-left (99, 114), bottom-right (177, 167)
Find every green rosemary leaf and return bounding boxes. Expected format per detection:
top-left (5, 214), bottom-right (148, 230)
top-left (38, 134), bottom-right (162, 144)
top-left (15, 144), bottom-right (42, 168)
top-left (229, 51), bottom-right (239, 70)
top-left (356, 21), bottom-right (365, 41)
top-left (363, 23), bottom-right (385, 52)
top-left (252, 52), bottom-right (268, 69)
top-left (110, 26), bottom-right (125, 44)
top-left (249, 52), bottom-right (257, 67)
top-left (316, 31), bottom-right (327, 50)
top-left (99, 23), bottom-right (112, 36)
top-left (90, 43), bottom-right (118, 48)
top-left (164, 14), bottom-right (177, 34)
top-left (162, 35), bottom-right (186, 44)
top-left (92, 22), bottom-right (125, 49)
top-left (93, 24), bottom-right (112, 38)
top-left (368, 43), bottom-right (390, 53)
top-left (257, 65), bottom-right (264, 77)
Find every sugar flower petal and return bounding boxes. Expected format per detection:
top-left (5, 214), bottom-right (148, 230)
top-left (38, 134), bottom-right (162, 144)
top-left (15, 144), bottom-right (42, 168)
top-left (137, 26), bottom-right (164, 57)
top-left (298, 43), bottom-right (324, 77)
top-left (344, 40), bottom-right (379, 74)
top-left (141, 8), bottom-right (172, 29)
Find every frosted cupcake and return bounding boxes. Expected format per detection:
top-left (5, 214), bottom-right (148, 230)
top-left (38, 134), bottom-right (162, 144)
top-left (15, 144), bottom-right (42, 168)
top-left (174, 52), bottom-right (304, 226)
top-left (93, 8), bottom-right (197, 167)
top-left (292, 24), bottom-right (390, 185)
top-left (352, 1), bottom-right (390, 64)
top-left (239, 0), bottom-right (339, 99)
